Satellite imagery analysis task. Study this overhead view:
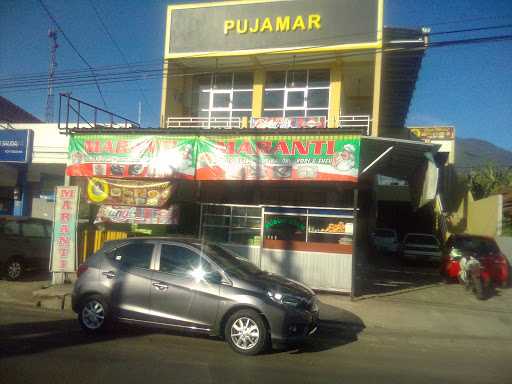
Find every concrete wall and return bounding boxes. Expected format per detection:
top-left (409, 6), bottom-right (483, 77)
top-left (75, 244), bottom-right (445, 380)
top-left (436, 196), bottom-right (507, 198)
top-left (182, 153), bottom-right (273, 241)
top-left (496, 237), bottom-right (512, 265)
top-left (11, 123), bottom-right (68, 164)
top-left (467, 194), bottom-right (503, 237)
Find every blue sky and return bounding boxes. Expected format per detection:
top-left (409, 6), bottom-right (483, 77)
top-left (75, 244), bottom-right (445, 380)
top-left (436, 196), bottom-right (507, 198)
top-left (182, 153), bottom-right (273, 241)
top-left (1, 0), bottom-right (511, 147)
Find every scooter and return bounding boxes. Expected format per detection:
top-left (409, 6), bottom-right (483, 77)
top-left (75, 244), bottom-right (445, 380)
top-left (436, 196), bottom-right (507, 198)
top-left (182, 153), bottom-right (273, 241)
top-left (458, 252), bottom-right (491, 300)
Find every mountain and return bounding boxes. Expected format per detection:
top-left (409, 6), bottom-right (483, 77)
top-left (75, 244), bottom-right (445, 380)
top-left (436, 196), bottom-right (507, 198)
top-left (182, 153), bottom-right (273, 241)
top-left (455, 138), bottom-right (512, 170)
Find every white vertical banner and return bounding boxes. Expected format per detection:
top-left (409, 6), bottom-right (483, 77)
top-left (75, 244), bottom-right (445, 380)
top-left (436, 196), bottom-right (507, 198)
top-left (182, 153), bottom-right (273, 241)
top-left (50, 186), bottom-right (80, 272)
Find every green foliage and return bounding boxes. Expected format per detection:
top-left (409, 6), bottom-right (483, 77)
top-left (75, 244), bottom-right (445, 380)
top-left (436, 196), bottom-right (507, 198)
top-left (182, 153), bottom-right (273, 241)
top-left (465, 163), bottom-right (512, 200)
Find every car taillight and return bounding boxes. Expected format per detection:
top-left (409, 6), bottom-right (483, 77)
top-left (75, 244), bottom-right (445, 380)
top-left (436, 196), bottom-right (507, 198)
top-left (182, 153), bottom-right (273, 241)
top-left (495, 255), bottom-right (509, 265)
top-left (77, 264), bottom-right (88, 277)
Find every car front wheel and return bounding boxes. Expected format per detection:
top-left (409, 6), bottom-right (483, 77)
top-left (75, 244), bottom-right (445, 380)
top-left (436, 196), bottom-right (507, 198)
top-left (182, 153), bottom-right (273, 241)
top-left (225, 309), bottom-right (269, 355)
top-left (5, 258), bottom-right (23, 281)
top-left (78, 295), bottom-right (111, 334)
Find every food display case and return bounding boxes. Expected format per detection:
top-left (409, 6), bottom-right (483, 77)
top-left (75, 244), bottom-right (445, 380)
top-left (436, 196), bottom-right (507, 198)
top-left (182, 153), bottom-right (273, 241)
top-left (262, 207), bottom-right (354, 254)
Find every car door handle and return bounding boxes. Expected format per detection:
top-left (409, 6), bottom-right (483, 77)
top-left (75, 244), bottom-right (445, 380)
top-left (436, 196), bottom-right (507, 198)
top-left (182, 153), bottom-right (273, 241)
top-left (102, 271), bottom-right (117, 279)
top-left (152, 282), bottom-right (169, 291)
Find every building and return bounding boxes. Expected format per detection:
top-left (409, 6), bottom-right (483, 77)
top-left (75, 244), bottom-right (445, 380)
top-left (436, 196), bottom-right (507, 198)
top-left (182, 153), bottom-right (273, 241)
top-left (60, 0), bottom-right (439, 295)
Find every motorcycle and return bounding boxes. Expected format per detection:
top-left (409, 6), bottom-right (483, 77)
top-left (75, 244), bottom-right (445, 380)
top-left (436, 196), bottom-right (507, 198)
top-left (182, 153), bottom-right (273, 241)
top-left (457, 251), bottom-right (492, 300)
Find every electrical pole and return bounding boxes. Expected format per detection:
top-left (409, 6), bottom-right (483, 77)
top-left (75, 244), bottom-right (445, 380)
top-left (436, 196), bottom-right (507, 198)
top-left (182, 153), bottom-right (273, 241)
top-left (45, 26), bottom-right (58, 123)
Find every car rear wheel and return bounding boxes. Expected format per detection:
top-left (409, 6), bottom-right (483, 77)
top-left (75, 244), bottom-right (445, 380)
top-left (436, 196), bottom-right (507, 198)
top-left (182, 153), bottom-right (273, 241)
top-left (225, 309), bottom-right (269, 355)
top-left (5, 258), bottom-right (23, 281)
top-left (78, 295), bottom-right (111, 334)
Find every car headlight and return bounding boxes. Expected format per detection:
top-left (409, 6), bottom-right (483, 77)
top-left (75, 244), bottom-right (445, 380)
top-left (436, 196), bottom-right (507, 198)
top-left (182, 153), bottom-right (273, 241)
top-left (267, 291), bottom-right (302, 307)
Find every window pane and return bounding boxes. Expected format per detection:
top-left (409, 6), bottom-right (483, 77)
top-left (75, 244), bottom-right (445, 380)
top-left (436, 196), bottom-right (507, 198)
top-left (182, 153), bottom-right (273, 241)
top-left (265, 71), bottom-right (286, 88)
top-left (308, 70), bottom-right (330, 87)
top-left (212, 93), bottom-right (230, 108)
top-left (308, 89), bottom-right (329, 108)
top-left (198, 91), bottom-right (210, 111)
top-left (213, 73), bottom-right (232, 89)
top-left (234, 72), bottom-right (253, 88)
top-left (285, 110), bottom-right (306, 117)
top-left (264, 90), bottom-right (284, 109)
top-left (22, 223), bottom-right (46, 238)
top-left (287, 70), bottom-right (307, 88)
top-left (211, 111), bottom-right (230, 118)
top-left (232, 110), bottom-right (251, 118)
top-left (195, 74), bottom-right (212, 91)
top-left (159, 245), bottom-right (200, 275)
top-left (2, 221), bottom-right (20, 235)
top-left (233, 91), bottom-right (252, 109)
top-left (115, 243), bottom-right (153, 269)
top-left (287, 91), bottom-right (305, 108)
top-left (263, 110), bottom-right (284, 117)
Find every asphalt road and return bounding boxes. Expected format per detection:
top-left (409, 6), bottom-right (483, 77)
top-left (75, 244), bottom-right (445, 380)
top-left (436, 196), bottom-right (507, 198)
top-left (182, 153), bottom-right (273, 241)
top-left (1, 303), bottom-right (511, 384)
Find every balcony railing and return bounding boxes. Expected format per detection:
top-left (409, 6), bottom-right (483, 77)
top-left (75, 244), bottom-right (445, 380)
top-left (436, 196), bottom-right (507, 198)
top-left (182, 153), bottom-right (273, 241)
top-left (339, 115), bottom-right (371, 135)
top-left (166, 117), bottom-right (241, 129)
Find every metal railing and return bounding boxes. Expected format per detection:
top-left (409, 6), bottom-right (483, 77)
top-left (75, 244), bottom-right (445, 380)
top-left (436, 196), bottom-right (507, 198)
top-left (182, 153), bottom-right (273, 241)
top-left (166, 117), bottom-right (242, 129)
top-left (339, 115), bottom-right (371, 135)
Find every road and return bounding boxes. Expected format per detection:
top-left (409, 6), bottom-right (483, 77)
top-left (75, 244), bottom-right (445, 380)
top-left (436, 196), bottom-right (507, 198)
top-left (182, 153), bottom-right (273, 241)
top-left (1, 303), bottom-right (511, 384)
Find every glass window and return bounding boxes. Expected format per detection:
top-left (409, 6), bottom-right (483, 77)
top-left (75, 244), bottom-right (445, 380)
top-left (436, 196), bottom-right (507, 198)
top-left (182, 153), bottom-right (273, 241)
top-left (285, 110), bottom-right (306, 117)
top-left (308, 70), bottom-right (330, 87)
top-left (264, 90), bottom-right (285, 109)
top-left (213, 73), bottom-right (232, 89)
top-left (159, 244), bottom-right (212, 275)
top-left (22, 222), bottom-right (46, 238)
top-left (287, 91), bottom-right (305, 108)
top-left (114, 243), bottom-right (153, 269)
top-left (2, 221), bottom-right (20, 235)
top-left (287, 70), bottom-right (307, 88)
top-left (212, 93), bottom-right (231, 108)
top-left (264, 215), bottom-right (306, 241)
top-left (265, 71), bottom-right (286, 88)
top-left (308, 89), bottom-right (329, 108)
top-left (233, 91), bottom-right (252, 109)
top-left (234, 72), bottom-right (253, 89)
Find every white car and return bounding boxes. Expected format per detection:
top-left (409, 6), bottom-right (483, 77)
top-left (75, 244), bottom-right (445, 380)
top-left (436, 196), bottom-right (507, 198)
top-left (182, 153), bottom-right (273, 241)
top-left (401, 233), bottom-right (442, 262)
top-left (371, 228), bottom-right (399, 254)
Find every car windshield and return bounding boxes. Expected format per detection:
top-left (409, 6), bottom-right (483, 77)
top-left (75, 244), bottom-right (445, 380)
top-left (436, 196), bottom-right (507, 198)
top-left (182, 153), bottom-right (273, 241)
top-left (196, 243), bottom-right (263, 278)
top-left (452, 237), bottom-right (499, 254)
top-left (375, 229), bottom-right (396, 238)
top-left (406, 235), bottom-right (438, 245)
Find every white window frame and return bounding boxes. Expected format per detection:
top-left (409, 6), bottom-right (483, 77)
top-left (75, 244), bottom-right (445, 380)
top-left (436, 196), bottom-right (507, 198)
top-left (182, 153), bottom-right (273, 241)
top-left (263, 69), bottom-right (330, 118)
top-left (200, 73), bottom-right (253, 120)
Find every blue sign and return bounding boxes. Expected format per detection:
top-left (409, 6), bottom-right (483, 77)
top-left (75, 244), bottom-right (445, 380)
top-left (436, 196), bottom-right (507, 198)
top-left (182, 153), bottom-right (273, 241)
top-left (0, 129), bottom-right (33, 163)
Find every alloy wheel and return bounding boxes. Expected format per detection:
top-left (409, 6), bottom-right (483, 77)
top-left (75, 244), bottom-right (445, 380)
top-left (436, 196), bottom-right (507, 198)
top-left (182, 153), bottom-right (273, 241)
top-left (7, 261), bottom-right (22, 280)
top-left (230, 317), bottom-right (260, 350)
top-left (81, 300), bottom-right (105, 330)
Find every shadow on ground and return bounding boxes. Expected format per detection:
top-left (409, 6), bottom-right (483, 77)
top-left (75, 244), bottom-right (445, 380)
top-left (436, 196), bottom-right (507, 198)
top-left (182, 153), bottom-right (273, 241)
top-left (0, 270), bottom-right (51, 283)
top-left (355, 250), bottom-right (443, 296)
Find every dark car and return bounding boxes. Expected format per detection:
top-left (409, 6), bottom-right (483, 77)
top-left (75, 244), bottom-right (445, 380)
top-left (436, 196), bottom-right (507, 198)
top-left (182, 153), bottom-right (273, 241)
top-left (72, 237), bottom-right (319, 355)
top-left (0, 216), bottom-right (53, 280)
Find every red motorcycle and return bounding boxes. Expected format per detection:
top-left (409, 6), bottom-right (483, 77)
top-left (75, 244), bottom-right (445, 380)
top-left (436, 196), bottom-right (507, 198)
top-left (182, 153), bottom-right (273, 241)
top-left (458, 251), bottom-right (491, 300)
top-left (441, 234), bottom-right (510, 289)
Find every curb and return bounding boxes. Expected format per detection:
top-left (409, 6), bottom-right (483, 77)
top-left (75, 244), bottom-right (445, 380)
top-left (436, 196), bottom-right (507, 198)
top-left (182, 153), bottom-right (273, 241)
top-left (352, 282), bottom-right (445, 301)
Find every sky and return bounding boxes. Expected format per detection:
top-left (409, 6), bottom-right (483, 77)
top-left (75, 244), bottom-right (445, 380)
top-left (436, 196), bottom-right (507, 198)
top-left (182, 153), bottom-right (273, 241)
top-left (1, 0), bottom-right (512, 147)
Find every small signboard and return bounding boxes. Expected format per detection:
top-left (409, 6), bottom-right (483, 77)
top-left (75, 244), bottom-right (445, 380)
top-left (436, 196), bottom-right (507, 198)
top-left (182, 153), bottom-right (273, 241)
top-left (50, 186), bottom-right (80, 272)
top-left (251, 116), bottom-right (327, 129)
top-left (0, 129), bottom-right (33, 163)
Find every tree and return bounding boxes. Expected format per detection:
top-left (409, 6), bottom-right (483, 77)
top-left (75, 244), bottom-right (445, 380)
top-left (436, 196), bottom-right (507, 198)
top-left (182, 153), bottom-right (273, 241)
top-left (466, 163), bottom-right (512, 200)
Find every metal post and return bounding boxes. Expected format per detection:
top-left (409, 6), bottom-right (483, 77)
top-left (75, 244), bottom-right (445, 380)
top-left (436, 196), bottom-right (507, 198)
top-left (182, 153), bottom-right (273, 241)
top-left (350, 188), bottom-right (359, 300)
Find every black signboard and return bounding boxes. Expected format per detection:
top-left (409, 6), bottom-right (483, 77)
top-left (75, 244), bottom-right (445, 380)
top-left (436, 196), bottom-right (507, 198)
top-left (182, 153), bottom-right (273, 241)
top-left (166, 0), bottom-right (380, 58)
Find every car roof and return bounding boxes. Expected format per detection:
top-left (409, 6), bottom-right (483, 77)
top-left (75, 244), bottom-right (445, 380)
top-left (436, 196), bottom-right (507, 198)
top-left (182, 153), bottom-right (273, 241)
top-left (107, 236), bottom-right (203, 246)
top-left (449, 234), bottom-right (495, 241)
top-left (404, 233), bottom-right (437, 237)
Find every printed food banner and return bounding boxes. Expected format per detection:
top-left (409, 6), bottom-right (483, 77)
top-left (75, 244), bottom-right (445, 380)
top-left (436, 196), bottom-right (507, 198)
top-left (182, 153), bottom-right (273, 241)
top-left (196, 135), bottom-right (360, 181)
top-left (67, 135), bottom-right (196, 179)
top-left (87, 178), bottom-right (172, 207)
top-left (50, 186), bottom-right (79, 272)
top-left (251, 117), bottom-right (327, 129)
top-left (94, 205), bottom-right (179, 225)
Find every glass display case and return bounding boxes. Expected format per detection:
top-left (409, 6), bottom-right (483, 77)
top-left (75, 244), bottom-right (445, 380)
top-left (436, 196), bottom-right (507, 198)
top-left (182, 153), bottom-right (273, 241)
top-left (200, 204), bottom-right (262, 246)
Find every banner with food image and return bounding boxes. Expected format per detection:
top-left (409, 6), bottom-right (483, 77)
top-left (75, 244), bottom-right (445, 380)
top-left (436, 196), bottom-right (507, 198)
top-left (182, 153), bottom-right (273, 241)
top-left (66, 134), bottom-right (196, 179)
top-left (86, 177), bottom-right (172, 207)
top-left (94, 205), bottom-right (179, 225)
top-left (195, 135), bottom-right (360, 181)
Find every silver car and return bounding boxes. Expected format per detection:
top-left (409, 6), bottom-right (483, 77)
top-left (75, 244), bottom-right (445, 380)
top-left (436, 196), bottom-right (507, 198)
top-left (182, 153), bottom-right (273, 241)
top-left (72, 237), bottom-right (319, 355)
top-left (401, 233), bottom-right (442, 263)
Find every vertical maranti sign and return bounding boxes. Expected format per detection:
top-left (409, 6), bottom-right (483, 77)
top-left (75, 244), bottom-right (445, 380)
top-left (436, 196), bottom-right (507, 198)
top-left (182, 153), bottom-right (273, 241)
top-left (50, 186), bottom-right (80, 272)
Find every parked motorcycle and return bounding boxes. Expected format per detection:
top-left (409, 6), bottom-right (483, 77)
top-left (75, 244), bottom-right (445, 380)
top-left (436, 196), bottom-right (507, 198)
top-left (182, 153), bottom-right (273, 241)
top-left (457, 251), bottom-right (491, 300)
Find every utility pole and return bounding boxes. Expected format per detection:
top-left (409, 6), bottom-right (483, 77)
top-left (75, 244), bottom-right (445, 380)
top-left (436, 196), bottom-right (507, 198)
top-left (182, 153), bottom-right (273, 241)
top-left (45, 26), bottom-right (58, 123)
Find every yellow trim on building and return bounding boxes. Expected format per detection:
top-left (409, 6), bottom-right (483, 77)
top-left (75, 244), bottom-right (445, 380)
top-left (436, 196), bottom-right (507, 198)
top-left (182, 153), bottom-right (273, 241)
top-left (252, 70), bottom-right (266, 119)
top-left (328, 62), bottom-right (342, 129)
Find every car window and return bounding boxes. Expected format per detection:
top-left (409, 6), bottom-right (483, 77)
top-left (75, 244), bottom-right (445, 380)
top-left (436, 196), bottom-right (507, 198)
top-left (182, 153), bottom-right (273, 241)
top-left (159, 244), bottom-right (211, 276)
top-left (453, 237), bottom-right (499, 254)
top-left (22, 222), bottom-right (47, 238)
top-left (405, 235), bottom-right (439, 246)
top-left (113, 242), bottom-right (153, 269)
top-left (1, 221), bottom-right (20, 235)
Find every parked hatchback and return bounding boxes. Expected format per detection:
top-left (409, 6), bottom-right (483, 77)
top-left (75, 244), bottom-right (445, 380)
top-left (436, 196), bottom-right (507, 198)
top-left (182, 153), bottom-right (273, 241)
top-left (400, 233), bottom-right (442, 263)
top-left (0, 216), bottom-right (53, 280)
top-left (72, 237), bottom-right (319, 355)
top-left (371, 228), bottom-right (399, 254)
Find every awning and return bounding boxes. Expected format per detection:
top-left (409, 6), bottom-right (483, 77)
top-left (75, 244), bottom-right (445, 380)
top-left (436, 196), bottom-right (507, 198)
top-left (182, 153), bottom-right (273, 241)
top-left (360, 136), bottom-right (439, 180)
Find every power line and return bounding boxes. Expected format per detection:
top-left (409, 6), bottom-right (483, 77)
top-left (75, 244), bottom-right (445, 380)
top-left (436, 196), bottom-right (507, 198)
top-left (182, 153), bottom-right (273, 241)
top-left (87, 0), bottom-right (154, 120)
top-left (37, 0), bottom-right (109, 109)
